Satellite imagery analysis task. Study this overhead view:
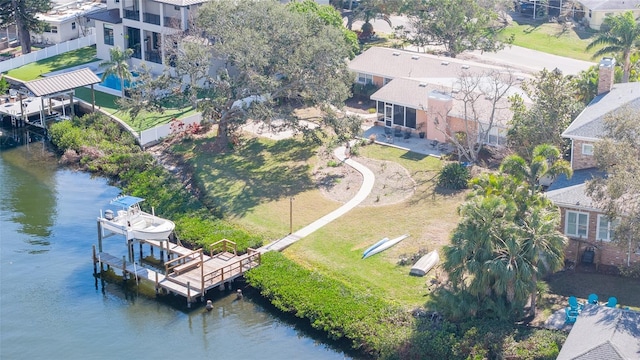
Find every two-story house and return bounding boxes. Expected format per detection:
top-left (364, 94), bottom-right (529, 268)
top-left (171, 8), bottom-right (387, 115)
top-left (87, 0), bottom-right (207, 74)
top-left (546, 57), bottom-right (640, 269)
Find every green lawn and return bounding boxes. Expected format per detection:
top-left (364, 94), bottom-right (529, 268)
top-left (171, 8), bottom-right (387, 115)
top-left (179, 135), bottom-right (462, 307)
top-left (74, 87), bottom-right (196, 132)
top-left (499, 21), bottom-right (601, 62)
top-left (5, 45), bottom-right (98, 81)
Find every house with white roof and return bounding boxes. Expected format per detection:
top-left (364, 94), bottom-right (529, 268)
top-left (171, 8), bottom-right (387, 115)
top-left (347, 47), bottom-right (529, 145)
top-left (573, 0), bottom-right (640, 30)
top-left (34, 0), bottom-right (106, 45)
top-left (546, 58), bottom-right (640, 268)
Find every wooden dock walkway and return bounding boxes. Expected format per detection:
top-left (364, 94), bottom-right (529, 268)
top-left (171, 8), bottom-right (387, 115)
top-left (93, 239), bottom-right (260, 306)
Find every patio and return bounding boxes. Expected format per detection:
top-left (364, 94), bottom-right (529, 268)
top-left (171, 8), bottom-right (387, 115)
top-left (361, 125), bottom-right (454, 157)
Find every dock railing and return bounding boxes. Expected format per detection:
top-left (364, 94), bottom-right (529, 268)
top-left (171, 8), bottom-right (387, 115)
top-left (209, 238), bottom-right (237, 256)
top-left (201, 247), bottom-right (261, 291)
top-left (165, 248), bottom-right (203, 275)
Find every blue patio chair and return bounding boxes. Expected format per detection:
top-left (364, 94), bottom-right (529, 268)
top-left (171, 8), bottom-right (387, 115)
top-left (568, 296), bottom-right (583, 312)
top-left (565, 307), bottom-right (579, 324)
top-left (588, 293), bottom-right (598, 305)
top-left (606, 297), bottom-right (617, 308)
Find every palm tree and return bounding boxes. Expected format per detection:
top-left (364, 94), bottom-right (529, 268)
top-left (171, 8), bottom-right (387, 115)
top-left (587, 11), bottom-right (640, 83)
top-left (519, 204), bottom-right (567, 317)
top-left (99, 47), bottom-right (134, 98)
top-left (499, 143), bottom-right (573, 195)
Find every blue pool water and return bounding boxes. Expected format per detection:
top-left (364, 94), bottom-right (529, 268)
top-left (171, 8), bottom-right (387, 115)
top-left (98, 73), bottom-right (137, 91)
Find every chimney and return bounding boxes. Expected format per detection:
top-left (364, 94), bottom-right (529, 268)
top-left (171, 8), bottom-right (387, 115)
top-left (597, 57), bottom-right (615, 95)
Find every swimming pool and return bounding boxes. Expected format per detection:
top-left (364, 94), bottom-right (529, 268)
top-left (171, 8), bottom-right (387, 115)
top-left (97, 72), bottom-right (137, 91)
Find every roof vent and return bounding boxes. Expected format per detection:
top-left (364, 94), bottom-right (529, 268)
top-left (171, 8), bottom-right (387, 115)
top-left (392, 52), bottom-right (401, 56)
top-left (419, 82), bottom-right (428, 87)
top-left (461, 65), bottom-right (470, 69)
top-left (451, 89), bottom-right (460, 93)
top-left (411, 55), bottom-right (419, 60)
top-left (441, 61), bottom-right (449, 66)
top-left (516, 76), bottom-right (525, 81)
top-left (485, 95), bottom-right (494, 100)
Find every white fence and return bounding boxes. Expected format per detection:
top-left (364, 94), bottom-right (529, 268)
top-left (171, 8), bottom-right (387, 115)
top-left (0, 33), bottom-right (96, 73)
top-left (139, 113), bottom-right (202, 147)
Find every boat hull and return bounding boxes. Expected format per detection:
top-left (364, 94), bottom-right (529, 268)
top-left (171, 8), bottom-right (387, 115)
top-left (410, 250), bottom-right (439, 276)
top-left (98, 212), bottom-right (175, 240)
top-left (363, 234), bottom-right (409, 259)
top-left (362, 237), bottom-right (389, 258)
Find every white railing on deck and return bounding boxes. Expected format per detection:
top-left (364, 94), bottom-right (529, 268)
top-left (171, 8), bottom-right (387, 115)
top-left (0, 33), bottom-right (97, 73)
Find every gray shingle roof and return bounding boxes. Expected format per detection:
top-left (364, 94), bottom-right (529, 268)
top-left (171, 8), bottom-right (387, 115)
top-left (348, 47), bottom-right (530, 82)
top-left (557, 305), bottom-right (640, 360)
top-left (578, 0), bottom-right (640, 10)
top-left (86, 8), bottom-right (122, 24)
top-left (25, 68), bottom-right (101, 97)
top-left (545, 183), bottom-right (598, 210)
top-left (563, 83), bottom-right (640, 140)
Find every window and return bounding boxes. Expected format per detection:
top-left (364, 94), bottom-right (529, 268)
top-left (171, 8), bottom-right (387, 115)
top-left (589, 10), bottom-right (592, 18)
top-left (566, 211), bottom-right (589, 237)
top-left (383, 78), bottom-right (392, 86)
top-left (596, 215), bottom-right (617, 241)
top-left (103, 25), bottom-right (114, 46)
top-left (48, 25), bottom-right (58, 34)
top-left (582, 143), bottom-right (594, 156)
top-left (484, 126), bottom-right (507, 146)
top-left (357, 73), bottom-right (373, 85)
top-left (71, 22), bottom-right (76, 30)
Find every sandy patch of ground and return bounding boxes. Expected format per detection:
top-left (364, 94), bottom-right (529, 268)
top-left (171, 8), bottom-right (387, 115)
top-left (314, 148), bottom-right (415, 206)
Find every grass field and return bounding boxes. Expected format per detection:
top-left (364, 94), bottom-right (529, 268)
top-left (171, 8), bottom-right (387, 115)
top-left (181, 130), bottom-right (640, 311)
top-left (5, 45), bottom-right (97, 81)
top-left (74, 87), bottom-right (196, 132)
top-left (180, 134), bottom-right (464, 307)
top-left (499, 20), bottom-right (600, 62)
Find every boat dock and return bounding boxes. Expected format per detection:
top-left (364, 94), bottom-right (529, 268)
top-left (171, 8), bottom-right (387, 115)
top-left (93, 236), bottom-right (261, 307)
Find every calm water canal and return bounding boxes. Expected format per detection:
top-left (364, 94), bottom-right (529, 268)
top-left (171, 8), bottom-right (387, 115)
top-left (0, 127), bottom-right (352, 359)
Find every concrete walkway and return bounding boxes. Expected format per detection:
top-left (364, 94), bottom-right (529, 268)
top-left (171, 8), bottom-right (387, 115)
top-left (259, 142), bottom-right (375, 252)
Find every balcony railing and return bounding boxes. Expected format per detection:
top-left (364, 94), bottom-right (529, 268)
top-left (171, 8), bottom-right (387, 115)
top-left (123, 8), bottom-right (140, 21)
top-left (143, 12), bottom-right (161, 25)
top-left (163, 16), bottom-right (181, 29)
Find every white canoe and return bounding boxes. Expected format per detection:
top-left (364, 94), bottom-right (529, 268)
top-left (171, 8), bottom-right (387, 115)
top-left (362, 237), bottom-right (389, 258)
top-left (410, 250), bottom-right (439, 276)
top-left (363, 234), bottom-right (409, 259)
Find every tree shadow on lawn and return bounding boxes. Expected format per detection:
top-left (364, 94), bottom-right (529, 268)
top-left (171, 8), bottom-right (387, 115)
top-left (191, 137), bottom-right (318, 217)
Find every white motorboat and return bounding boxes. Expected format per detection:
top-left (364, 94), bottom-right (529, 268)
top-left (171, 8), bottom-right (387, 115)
top-left (98, 195), bottom-right (175, 240)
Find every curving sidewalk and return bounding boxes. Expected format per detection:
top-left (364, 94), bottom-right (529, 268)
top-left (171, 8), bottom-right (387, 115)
top-left (260, 142), bottom-right (375, 252)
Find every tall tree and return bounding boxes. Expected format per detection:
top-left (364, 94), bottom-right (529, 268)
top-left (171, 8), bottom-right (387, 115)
top-left (442, 171), bottom-right (566, 319)
top-left (430, 70), bottom-right (518, 163)
top-left (500, 143), bottom-right (573, 195)
top-left (508, 68), bottom-right (583, 158)
top-left (571, 65), bottom-right (599, 105)
top-left (344, 0), bottom-right (401, 31)
top-left (587, 106), bottom-right (640, 265)
top-left (180, 0), bottom-right (354, 152)
top-left (99, 46), bottom-right (133, 99)
top-left (586, 11), bottom-right (640, 83)
top-left (0, 0), bottom-right (51, 54)
top-left (287, 0), bottom-right (359, 58)
top-left (406, 0), bottom-right (510, 57)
